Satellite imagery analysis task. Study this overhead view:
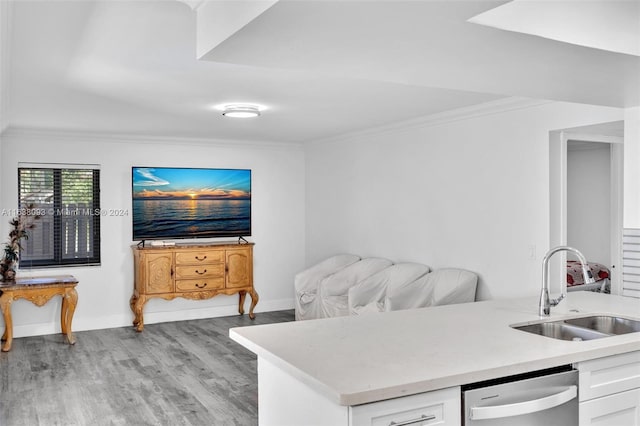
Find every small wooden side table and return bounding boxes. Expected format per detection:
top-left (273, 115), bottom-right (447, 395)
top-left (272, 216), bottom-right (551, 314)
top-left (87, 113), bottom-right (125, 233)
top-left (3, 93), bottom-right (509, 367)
top-left (0, 275), bottom-right (78, 352)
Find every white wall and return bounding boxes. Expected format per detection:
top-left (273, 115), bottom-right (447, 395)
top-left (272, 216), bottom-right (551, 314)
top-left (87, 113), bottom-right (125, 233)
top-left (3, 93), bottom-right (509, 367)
top-left (0, 129), bottom-right (304, 338)
top-left (0, 0), bottom-right (8, 203)
top-left (567, 143), bottom-right (610, 264)
top-left (624, 107), bottom-right (640, 228)
top-left (305, 100), bottom-right (623, 300)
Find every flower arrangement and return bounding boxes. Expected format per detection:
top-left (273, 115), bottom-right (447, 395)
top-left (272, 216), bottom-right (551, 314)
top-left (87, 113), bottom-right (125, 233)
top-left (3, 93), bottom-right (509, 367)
top-left (0, 206), bottom-right (41, 282)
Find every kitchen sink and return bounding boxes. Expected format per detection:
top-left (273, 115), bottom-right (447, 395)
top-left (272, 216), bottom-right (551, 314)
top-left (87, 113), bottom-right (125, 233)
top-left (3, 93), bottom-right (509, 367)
top-left (563, 316), bottom-right (640, 335)
top-left (513, 321), bottom-right (610, 341)
top-left (512, 315), bottom-right (640, 341)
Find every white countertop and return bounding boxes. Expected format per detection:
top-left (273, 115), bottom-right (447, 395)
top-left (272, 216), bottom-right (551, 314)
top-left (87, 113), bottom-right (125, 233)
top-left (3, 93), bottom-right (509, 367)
top-left (229, 292), bottom-right (640, 406)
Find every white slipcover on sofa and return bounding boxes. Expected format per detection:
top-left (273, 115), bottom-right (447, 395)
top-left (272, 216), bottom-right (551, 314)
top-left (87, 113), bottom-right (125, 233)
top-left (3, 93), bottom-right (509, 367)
top-left (293, 254), bottom-right (361, 320)
top-left (348, 262), bottom-right (431, 315)
top-left (379, 268), bottom-right (477, 312)
top-left (295, 255), bottom-right (478, 321)
top-left (317, 257), bottom-right (393, 318)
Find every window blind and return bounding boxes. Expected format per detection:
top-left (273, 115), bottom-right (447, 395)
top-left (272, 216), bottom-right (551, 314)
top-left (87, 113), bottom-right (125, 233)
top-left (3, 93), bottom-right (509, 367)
top-left (623, 228), bottom-right (640, 298)
top-left (18, 166), bottom-right (101, 268)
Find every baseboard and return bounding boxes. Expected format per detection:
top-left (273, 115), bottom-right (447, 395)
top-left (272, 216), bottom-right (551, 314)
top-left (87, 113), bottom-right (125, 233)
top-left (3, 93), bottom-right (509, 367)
top-left (10, 298), bottom-right (295, 339)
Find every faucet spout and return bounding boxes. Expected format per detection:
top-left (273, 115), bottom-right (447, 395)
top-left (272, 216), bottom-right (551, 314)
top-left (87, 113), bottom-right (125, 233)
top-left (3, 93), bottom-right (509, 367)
top-left (539, 246), bottom-right (595, 317)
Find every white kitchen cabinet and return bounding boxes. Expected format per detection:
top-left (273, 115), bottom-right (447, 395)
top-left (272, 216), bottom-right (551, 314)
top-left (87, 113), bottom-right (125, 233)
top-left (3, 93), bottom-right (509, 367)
top-left (577, 351), bottom-right (640, 426)
top-left (350, 386), bottom-right (460, 426)
top-left (257, 356), bottom-right (460, 426)
top-left (579, 388), bottom-right (640, 426)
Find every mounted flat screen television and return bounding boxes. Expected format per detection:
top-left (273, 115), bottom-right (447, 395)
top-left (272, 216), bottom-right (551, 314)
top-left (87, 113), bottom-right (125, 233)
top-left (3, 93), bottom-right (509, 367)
top-left (132, 167), bottom-right (251, 241)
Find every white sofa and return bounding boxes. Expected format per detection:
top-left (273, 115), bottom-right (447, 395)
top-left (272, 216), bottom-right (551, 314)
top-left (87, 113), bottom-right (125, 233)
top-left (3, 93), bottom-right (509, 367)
top-left (294, 255), bottom-right (478, 321)
top-left (317, 257), bottom-right (394, 318)
top-left (348, 262), bottom-right (431, 315)
top-left (294, 254), bottom-right (361, 320)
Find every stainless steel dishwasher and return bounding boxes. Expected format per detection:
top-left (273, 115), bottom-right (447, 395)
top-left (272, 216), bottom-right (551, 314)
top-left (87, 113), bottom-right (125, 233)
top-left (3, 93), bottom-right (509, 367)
top-left (462, 366), bottom-right (578, 425)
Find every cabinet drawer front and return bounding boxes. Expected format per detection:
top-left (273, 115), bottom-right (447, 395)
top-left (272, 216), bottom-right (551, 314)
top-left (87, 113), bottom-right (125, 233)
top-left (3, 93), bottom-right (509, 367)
top-left (175, 264), bottom-right (224, 280)
top-left (577, 351), bottom-right (640, 401)
top-left (579, 388), bottom-right (640, 426)
top-left (176, 278), bottom-right (224, 292)
top-left (175, 250), bottom-right (223, 265)
top-left (349, 386), bottom-right (460, 426)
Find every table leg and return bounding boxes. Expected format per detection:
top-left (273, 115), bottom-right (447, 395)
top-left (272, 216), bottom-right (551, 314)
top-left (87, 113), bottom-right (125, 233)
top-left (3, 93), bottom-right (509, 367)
top-left (0, 293), bottom-right (14, 352)
top-left (248, 288), bottom-right (259, 320)
top-left (61, 288), bottom-right (78, 345)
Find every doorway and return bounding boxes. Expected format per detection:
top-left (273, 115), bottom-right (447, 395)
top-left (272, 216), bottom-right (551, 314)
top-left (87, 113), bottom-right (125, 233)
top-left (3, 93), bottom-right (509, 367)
top-left (549, 122), bottom-right (624, 295)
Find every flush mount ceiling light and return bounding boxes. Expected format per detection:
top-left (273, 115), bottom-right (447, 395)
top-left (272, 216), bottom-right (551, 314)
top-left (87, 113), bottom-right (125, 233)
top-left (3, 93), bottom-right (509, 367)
top-left (221, 104), bottom-right (261, 118)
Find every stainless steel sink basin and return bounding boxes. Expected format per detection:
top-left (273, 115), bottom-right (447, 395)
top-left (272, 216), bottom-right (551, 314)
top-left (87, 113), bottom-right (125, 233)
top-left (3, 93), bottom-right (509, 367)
top-left (564, 316), bottom-right (640, 335)
top-left (512, 315), bottom-right (640, 341)
top-left (513, 321), bottom-right (611, 341)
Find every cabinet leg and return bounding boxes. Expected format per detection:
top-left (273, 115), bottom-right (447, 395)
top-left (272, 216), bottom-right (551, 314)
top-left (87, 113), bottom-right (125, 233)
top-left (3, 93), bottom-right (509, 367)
top-left (238, 291), bottom-right (247, 315)
top-left (248, 289), bottom-right (259, 320)
top-left (130, 294), bottom-right (139, 327)
top-left (133, 296), bottom-right (146, 332)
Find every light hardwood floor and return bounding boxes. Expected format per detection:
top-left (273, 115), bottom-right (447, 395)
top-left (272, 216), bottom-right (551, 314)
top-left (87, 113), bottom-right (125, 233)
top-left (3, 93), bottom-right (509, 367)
top-left (0, 310), bottom-right (295, 426)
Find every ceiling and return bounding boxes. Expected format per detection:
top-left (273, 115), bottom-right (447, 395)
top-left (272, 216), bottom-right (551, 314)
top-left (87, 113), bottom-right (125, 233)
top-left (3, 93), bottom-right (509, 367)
top-left (2, 0), bottom-right (638, 143)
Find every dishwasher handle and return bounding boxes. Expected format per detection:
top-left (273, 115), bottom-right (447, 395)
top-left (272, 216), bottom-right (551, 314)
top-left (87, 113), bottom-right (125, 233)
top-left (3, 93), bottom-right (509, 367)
top-left (469, 385), bottom-right (577, 420)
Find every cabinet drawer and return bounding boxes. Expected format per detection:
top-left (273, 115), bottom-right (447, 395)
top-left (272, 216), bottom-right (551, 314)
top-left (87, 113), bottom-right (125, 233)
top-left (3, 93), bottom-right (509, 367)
top-left (577, 351), bottom-right (640, 401)
top-left (349, 386), bottom-right (460, 426)
top-left (579, 387), bottom-right (640, 426)
top-left (176, 278), bottom-right (224, 292)
top-left (175, 250), bottom-right (223, 265)
top-left (175, 264), bottom-right (224, 280)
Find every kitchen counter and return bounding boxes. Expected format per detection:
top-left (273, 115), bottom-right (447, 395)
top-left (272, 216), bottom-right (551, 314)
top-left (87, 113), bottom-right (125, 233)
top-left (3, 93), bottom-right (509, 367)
top-left (229, 292), bottom-right (640, 407)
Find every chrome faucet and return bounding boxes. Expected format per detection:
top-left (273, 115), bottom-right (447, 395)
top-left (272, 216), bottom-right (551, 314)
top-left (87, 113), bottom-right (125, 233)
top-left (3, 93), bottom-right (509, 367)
top-left (539, 246), bottom-right (595, 316)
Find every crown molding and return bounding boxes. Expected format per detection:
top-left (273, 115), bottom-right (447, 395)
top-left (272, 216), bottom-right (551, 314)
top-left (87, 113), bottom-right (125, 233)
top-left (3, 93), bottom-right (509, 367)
top-left (175, 0), bottom-right (206, 11)
top-left (1, 97), bottom-right (553, 149)
top-left (306, 97), bottom-right (553, 146)
top-left (0, 127), bottom-right (303, 151)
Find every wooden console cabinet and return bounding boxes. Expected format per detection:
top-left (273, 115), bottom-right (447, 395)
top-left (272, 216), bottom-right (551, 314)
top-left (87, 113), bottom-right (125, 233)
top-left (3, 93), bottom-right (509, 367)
top-left (130, 242), bottom-right (258, 332)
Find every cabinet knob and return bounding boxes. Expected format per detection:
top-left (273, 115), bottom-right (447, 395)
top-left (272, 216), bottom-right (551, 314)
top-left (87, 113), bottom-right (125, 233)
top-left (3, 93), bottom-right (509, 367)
top-left (195, 282), bottom-right (208, 289)
top-left (195, 255), bottom-right (207, 261)
top-left (195, 269), bottom-right (207, 275)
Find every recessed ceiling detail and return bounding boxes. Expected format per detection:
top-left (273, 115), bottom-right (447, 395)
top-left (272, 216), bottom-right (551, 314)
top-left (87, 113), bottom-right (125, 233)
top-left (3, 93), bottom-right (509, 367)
top-left (468, 0), bottom-right (640, 57)
top-left (2, 0), bottom-right (638, 142)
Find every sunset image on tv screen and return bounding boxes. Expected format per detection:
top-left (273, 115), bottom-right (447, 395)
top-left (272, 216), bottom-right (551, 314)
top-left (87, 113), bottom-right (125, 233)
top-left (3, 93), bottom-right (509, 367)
top-left (132, 167), bottom-right (251, 240)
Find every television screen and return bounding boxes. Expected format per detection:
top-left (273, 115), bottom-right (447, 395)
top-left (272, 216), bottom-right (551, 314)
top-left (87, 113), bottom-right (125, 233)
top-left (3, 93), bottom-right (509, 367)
top-left (132, 167), bottom-right (251, 240)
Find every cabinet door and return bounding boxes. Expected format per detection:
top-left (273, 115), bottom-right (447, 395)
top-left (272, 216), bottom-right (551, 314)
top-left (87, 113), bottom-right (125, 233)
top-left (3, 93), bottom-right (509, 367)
top-left (144, 252), bottom-right (174, 294)
top-left (580, 388), bottom-right (640, 426)
top-left (577, 351), bottom-right (640, 401)
top-left (225, 248), bottom-right (253, 288)
top-left (350, 386), bottom-right (460, 426)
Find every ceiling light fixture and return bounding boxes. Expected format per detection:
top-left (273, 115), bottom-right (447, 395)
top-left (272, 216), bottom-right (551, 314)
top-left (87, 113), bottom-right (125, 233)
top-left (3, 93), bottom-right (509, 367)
top-left (221, 104), bottom-right (261, 118)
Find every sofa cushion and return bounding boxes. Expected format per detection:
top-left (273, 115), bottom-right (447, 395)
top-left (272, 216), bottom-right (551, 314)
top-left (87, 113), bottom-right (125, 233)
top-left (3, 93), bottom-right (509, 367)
top-left (348, 262), bottom-right (431, 315)
top-left (318, 257), bottom-right (394, 318)
top-left (385, 268), bottom-right (478, 311)
top-left (294, 254), bottom-right (361, 320)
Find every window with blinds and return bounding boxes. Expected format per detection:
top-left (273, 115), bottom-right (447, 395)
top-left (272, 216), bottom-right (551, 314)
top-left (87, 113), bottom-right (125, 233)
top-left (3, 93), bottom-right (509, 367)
top-left (18, 166), bottom-right (101, 267)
